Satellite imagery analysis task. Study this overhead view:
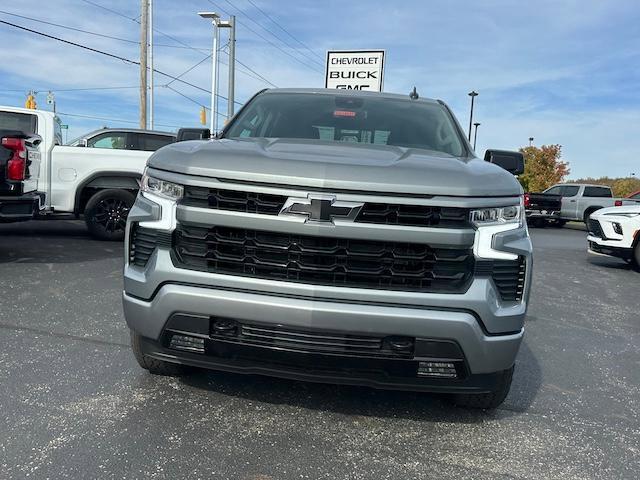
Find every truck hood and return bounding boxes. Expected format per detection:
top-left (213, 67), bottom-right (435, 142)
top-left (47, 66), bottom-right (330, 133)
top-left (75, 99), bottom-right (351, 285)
top-left (148, 138), bottom-right (523, 197)
top-left (593, 205), bottom-right (640, 217)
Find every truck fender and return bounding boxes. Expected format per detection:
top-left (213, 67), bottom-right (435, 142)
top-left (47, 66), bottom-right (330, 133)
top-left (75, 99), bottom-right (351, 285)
top-left (74, 172), bottom-right (141, 214)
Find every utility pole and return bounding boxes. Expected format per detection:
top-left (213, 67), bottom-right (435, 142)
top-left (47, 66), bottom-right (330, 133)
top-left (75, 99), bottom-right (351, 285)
top-left (227, 15), bottom-right (236, 119)
top-left (139, 0), bottom-right (148, 129)
top-left (473, 122), bottom-right (480, 150)
top-left (149, 0), bottom-right (154, 129)
top-left (467, 91), bottom-right (478, 141)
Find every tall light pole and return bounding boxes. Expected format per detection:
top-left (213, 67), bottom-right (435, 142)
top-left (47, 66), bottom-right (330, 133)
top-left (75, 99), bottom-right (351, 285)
top-left (199, 12), bottom-right (220, 133)
top-left (199, 12), bottom-right (234, 133)
top-left (529, 137), bottom-right (534, 146)
top-left (467, 91), bottom-right (478, 141)
top-left (473, 122), bottom-right (480, 150)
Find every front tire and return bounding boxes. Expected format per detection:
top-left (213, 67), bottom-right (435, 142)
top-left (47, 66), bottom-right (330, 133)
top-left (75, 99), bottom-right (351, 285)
top-left (633, 242), bottom-right (640, 270)
top-left (130, 330), bottom-right (186, 376)
top-left (84, 189), bottom-right (135, 241)
top-left (453, 366), bottom-right (514, 409)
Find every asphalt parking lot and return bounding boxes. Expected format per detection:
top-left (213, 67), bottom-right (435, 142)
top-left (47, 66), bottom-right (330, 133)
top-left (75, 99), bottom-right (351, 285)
top-left (0, 220), bottom-right (638, 480)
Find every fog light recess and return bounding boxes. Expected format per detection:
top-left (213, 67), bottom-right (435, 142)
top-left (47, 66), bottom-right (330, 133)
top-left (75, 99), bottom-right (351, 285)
top-left (169, 334), bottom-right (205, 353)
top-left (417, 361), bottom-right (458, 378)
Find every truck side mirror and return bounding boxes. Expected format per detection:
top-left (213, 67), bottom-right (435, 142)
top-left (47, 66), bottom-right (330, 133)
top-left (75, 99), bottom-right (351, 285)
top-left (484, 149), bottom-right (525, 175)
top-left (176, 128), bottom-right (211, 142)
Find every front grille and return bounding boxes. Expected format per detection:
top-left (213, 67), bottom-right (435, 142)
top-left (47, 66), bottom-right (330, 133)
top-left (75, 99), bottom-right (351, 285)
top-left (181, 186), bottom-right (470, 228)
top-left (211, 321), bottom-right (415, 359)
top-left (182, 186), bottom-right (286, 215)
top-left (588, 219), bottom-right (606, 239)
top-left (129, 226), bottom-right (171, 267)
top-left (356, 203), bottom-right (469, 227)
top-left (173, 225), bottom-right (474, 293)
top-left (485, 257), bottom-right (527, 302)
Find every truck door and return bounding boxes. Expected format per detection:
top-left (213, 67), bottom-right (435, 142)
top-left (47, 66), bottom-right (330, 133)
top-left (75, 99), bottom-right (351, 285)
top-left (560, 185), bottom-right (581, 220)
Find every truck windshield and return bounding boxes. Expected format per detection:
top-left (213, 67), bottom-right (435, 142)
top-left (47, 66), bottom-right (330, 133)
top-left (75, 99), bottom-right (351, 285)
top-left (224, 92), bottom-right (465, 157)
top-left (0, 111), bottom-right (37, 135)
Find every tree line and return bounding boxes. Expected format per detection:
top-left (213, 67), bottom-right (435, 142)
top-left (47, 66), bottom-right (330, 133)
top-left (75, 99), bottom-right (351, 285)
top-left (517, 144), bottom-right (638, 196)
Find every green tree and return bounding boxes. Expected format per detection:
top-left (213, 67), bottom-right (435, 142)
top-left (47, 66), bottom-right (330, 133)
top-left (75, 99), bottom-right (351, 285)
top-left (518, 144), bottom-right (570, 192)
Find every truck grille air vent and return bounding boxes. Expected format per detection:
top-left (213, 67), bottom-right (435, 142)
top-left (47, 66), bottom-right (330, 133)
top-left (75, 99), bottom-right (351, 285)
top-left (182, 186), bottom-right (286, 215)
top-left (588, 219), bottom-right (606, 239)
top-left (182, 186), bottom-right (470, 228)
top-left (476, 257), bottom-right (526, 302)
top-left (129, 226), bottom-right (171, 267)
top-left (210, 321), bottom-right (416, 359)
top-left (355, 203), bottom-right (469, 227)
top-left (172, 224), bottom-right (475, 293)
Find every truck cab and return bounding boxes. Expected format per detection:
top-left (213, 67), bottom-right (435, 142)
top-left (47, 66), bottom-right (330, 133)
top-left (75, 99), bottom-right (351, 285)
top-left (69, 128), bottom-right (175, 152)
top-left (0, 105), bottom-right (176, 239)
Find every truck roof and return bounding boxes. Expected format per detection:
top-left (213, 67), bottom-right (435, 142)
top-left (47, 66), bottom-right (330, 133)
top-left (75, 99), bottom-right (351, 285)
top-left (259, 88), bottom-right (442, 105)
top-left (0, 104), bottom-right (57, 120)
top-left (558, 183), bottom-right (612, 189)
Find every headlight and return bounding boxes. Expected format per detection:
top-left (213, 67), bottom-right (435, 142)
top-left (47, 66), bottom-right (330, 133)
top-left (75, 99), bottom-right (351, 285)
top-left (140, 171), bottom-right (184, 200)
top-left (470, 200), bottom-right (524, 227)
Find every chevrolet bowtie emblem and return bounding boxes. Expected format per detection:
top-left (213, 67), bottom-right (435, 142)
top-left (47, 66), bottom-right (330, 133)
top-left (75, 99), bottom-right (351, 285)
top-left (279, 195), bottom-right (363, 223)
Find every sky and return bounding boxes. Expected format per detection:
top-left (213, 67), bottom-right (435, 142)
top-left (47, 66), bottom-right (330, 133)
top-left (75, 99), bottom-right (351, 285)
top-left (0, 0), bottom-right (638, 179)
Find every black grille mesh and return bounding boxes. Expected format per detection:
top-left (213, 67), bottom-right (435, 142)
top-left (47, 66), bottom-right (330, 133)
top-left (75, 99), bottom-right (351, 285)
top-left (129, 226), bottom-right (171, 267)
top-left (172, 225), bottom-right (474, 293)
top-left (476, 257), bottom-right (527, 302)
top-left (211, 322), bottom-right (414, 359)
top-left (181, 186), bottom-right (470, 228)
top-left (588, 219), bottom-right (606, 239)
top-left (355, 203), bottom-right (469, 227)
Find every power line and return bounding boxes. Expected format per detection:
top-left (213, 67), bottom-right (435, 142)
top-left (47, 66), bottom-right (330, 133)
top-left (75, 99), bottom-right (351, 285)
top-left (206, 0), bottom-right (323, 73)
top-left (57, 110), bottom-right (181, 128)
top-left (0, 19), bottom-right (243, 104)
top-left (245, 0), bottom-right (322, 62)
top-left (0, 9), bottom-right (210, 50)
top-left (79, 0), bottom-right (210, 54)
top-left (77, 0), bottom-right (277, 87)
top-left (219, 0), bottom-right (323, 68)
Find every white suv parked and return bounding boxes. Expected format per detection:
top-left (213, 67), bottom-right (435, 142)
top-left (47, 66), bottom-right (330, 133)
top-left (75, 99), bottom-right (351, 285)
top-left (587, 205), bottom-right (640, 267)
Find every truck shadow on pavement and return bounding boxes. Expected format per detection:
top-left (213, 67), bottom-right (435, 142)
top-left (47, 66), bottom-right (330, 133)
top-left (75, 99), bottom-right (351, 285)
top-left (0, 220), bottom-right (122, 264)
top-left (178, 341), bottom-right (541, 423)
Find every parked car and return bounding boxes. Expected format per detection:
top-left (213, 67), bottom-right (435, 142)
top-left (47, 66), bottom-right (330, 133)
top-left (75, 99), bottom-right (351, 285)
top-left (0, 105), bottom-right (176, 239)
top-left (543, 183), bottom-right (630, 224)
top-left (124, 88), bottom-right (532, 409)
top-left (68, 128), bottom-right (176, 151)
top-left (587, 205), bottom-right (640, 267)
top-left (524, 192), bottom-right (562, 227)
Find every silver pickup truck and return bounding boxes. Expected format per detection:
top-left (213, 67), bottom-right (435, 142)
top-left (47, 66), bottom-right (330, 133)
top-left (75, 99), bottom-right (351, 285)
top-left (543, 183), bottom-right (630, 224)
top-left (123, 88), bottom-right (532, 409)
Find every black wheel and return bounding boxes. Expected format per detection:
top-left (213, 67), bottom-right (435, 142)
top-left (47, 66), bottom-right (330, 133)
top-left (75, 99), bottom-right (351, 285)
top-left (453, 366), bottom-right (514, 409)
top-left (633, 242), bottom-right (640, 270)
top-left (130, 330), bottom-right (186, 376)
top-left (84, 189), bottom-right (135, 241)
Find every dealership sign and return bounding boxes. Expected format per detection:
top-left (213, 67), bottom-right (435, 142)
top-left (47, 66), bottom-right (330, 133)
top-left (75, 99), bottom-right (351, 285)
top-left (325, 50), bottom-right (385, 92)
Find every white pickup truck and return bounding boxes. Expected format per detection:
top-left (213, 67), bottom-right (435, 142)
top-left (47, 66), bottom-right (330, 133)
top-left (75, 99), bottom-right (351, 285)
top-left (0, 105), bottom-right (176, 240)
top-left (542, 183), bottom-right (632, 225)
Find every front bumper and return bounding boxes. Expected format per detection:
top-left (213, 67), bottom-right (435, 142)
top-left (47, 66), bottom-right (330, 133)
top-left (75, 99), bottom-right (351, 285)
top-left (125, 285), bottom-right (522, 391)
top-left (0, 193), bottom-right (41, 221)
